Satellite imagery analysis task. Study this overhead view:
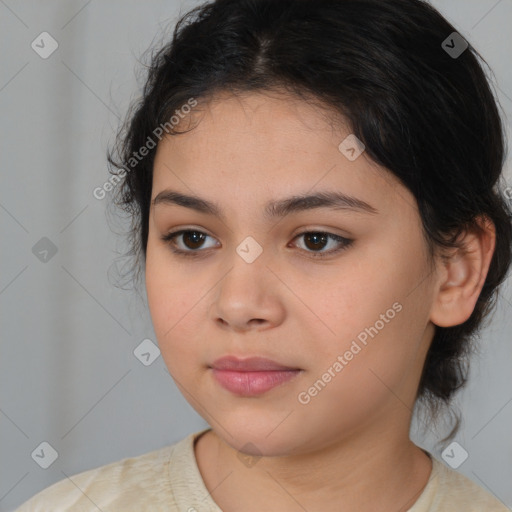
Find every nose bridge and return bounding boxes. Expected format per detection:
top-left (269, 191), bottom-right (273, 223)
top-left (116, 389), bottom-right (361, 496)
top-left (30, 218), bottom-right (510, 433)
top-left (210, 196), bottom-right (282, 295)
top-left (211, 232), bottom-right (278, 324)
top-left (220, 204), bottom-right (274, 266)
top-left (223, 233), bottom-right (272, 291)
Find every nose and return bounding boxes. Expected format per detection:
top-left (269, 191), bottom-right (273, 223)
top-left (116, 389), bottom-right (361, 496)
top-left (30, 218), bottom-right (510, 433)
top-left (210, 246), bottom-right (285, 333)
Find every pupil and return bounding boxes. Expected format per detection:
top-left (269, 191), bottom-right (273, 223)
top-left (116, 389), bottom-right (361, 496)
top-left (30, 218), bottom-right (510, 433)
top-left (185, 231), bottom-right (204, 249)
top-left (306, 233), bottom-right (327, 251)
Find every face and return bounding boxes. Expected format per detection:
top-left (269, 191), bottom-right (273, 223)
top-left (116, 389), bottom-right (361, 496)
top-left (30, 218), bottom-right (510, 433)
top-left (145, 90), bottom-right (439, 457)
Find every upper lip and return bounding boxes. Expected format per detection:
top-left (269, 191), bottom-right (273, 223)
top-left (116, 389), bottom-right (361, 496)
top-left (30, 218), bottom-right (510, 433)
top-left (210, 356), bottom-right (300, 371)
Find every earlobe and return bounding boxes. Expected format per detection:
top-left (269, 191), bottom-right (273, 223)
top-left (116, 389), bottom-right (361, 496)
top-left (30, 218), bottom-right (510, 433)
top-left (429, 216), bottom-right (496, 328)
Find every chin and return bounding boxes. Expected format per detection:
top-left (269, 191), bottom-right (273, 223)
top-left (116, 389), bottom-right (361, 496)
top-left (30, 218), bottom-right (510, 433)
top-left (210, 415), bottom-right (307, 457)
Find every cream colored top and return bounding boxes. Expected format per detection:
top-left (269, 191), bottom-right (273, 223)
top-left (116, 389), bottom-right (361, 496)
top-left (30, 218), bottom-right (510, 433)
top-left (15, 429), bottom-right (509, 511)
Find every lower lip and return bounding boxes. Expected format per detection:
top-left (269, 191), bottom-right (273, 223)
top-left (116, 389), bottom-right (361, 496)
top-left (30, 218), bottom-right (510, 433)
top-left (211, 369), bottom-right (301, 396)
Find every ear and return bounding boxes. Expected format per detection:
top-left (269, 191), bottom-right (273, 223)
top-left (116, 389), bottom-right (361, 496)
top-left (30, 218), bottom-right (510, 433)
top-left (430, 215), bottom-right (496, 328)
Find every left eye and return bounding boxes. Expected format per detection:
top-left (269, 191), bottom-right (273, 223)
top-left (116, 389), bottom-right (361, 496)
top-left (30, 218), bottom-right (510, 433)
top-left (160, 229), bottom-right (353, 259)
top-left (292, 231), bottom-right (352, 256)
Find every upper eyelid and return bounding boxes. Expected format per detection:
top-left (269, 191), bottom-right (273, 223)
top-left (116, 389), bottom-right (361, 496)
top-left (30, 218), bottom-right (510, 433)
top-left (163, 226), bottom-right (351, 241)
top-left (162, 221), bottom-right (353, 236)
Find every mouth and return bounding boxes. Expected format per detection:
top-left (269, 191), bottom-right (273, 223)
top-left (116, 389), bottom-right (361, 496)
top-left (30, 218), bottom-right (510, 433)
top-left (209, 356), bottom-right (303, 396)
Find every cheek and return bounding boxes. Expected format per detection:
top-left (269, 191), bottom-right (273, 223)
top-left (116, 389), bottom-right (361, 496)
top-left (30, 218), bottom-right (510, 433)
top-left (307, 245), bottom-right (430, 369)
top-left (295, 303), bottom-right (424, 434)
top-left (304, 262), bottom-right (397, 343)
top-left (145, 248), bottom-right (202, 368)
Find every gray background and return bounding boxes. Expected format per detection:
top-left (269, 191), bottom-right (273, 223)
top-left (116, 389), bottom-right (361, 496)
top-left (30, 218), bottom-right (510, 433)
top-left (1, 1), bottom-right (511, 510)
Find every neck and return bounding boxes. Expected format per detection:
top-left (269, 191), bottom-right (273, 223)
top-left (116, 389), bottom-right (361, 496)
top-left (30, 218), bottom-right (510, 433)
top-left (195, 410), bottom-right (433, 512)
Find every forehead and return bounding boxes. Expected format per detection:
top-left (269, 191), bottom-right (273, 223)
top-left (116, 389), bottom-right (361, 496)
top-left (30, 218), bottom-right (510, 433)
top-left (151, 91), bottom-right (411, 219)
top-left (159, 90), bottom-right (348, 159)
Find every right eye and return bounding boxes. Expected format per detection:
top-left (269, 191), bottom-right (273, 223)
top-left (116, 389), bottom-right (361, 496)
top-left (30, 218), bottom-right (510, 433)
top-left (160, 229), bottom-right (217, 257)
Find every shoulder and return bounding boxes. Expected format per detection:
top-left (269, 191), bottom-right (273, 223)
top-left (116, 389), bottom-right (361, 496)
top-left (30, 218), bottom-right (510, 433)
top-left (14, 431), bottom-right (206, 512)
top-left (410, 454), bottom-right (509, 511)
top-left (435, 459), bottom-right (509, 511)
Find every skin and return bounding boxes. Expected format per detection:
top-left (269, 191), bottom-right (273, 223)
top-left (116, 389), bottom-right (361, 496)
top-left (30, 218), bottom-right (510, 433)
top-left (145, 90), bottom-right (496, 512)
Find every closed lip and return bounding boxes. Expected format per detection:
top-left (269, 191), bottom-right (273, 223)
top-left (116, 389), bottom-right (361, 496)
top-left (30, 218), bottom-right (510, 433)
top-left (210, 355), bottom-right (300, 371)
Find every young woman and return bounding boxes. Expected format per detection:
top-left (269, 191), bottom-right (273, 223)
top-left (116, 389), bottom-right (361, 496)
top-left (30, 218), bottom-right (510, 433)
top-left (17, 0), bottom-right (511, 510)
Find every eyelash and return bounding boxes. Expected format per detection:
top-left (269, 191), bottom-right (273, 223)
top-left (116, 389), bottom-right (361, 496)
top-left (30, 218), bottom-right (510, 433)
top-left (160, 229), bottom-right (353, 259)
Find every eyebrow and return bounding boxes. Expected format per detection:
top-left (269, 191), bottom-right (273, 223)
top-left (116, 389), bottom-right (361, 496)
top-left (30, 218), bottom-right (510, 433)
top-left (152, 189), bottom-right (378, 220)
